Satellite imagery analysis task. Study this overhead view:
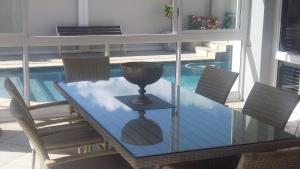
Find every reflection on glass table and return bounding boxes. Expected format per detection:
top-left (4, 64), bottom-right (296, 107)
top-left (55, 77), bottom-right (299, 168)
top-left (121, 110), bottom-right (163, 146)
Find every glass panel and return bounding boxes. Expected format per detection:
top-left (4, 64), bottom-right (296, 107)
top-left (180, 41), bottom-right (241, 93)
top-left (27, 43), bottom-right (176, 103)
top-left (28, 46), bottom-right (65, 103)
top-left (57, 78), bottom-right (296, 158)
top-left (181, 0), bottom-right (240, 31)
top-left (0, 47), bottom-right (23, 109)
top-left (0, 0), bottom-right (23, 33)
top-left (89, 0), bottom-right (173, 34)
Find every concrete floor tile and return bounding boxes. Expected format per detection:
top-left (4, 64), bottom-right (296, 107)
top-left (0, 123), bottom-right (23, 142)
top-left (0, 153), bottom-right (32, 169)
top-left (2, 133), bottom-right (30, 147)
top-left (0, 143), bottom-right (30, 167)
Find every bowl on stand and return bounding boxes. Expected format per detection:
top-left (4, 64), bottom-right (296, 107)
top-left (121, 62), bottom-right (163, 105)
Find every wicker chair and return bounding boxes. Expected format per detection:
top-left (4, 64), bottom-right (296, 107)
top-left (62, 54), bottom-right (110, 82)
top-left (195, 65), bottom-right (239, 104)
top-left (9, 98), bottom-right (132, 169)
top-left (236, 149), bottom-right (300, 169)
top-left (4, 78), bottom-right (90, 136)
top-left (9, 98), bottom-right (104, 169)
top-left (163, 156), bottom-right (240, 169)
top-left (242, 82), bottom-right (299, 130)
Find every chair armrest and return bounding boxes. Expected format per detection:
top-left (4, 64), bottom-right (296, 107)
top-left (28, 100), bottom-right (69, 110)
top-left (35, 116), bottom-right (84, 128)
top-left (47, 149), bottom-right (117, 167)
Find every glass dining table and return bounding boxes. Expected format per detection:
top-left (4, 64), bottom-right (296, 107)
top-left (55, 77), bottom-right (300, 169)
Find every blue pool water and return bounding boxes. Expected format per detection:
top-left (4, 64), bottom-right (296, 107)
top-left (0, 61), bottom-right (231, 102)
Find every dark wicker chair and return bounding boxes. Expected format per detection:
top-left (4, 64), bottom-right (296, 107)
top-left (62, 54), bottom-right (110, 82)
top-left (242, 82), bottom-right (299, 130)
top-left (4, 78), bottom-right (84, 129)
top-left (9, 98), bottom-right (131, 169)
top-left (9, 98), bottom-right (104, 169)
top-left (195, 65), bottom-right (239, 104)
top-left (236, 149), bottom-right (300, 169)
top-left (163, 156), bottom-right (240, 169)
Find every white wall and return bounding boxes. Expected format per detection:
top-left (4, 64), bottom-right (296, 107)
top-left (89, 0), bottom-right (171, 34)
top-left (243, 0), bottom-right (276, 99)
top-left (28, 0), bottom-right (78, 36)
top-left (27, 0), bottom-right (214, 35)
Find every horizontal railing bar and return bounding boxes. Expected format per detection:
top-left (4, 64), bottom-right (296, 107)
top-left (0, 32), bottom-right (244, 47)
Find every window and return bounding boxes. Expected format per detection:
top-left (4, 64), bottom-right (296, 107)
top-left (277, 61), bottom-right (300, 95)
top-left (280, 0), bottom-right (300, 54)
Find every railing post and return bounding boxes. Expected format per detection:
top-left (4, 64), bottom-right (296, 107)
top-left (176, 42), bottom-right (181, 86)
top-left (105, 44), bottom-right (110, 57)
top-left (23, 46), bottom-right (30, 106)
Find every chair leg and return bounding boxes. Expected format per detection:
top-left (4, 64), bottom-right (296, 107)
top-left (32, 149), bottom-right (36, 169)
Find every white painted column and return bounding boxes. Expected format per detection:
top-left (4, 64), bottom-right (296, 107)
top-left (78, 0), bottom-right (89, 26)
top-left (22, 0), bottom-right (30, 105)
top-left (243, 0), bottom-right (276, 99)
top-left (22, 46), bottom-right (30, 105)
top-left (172, 0), bottom-right (178, 33)
top-left (78, 0), bottom-right (90, 53)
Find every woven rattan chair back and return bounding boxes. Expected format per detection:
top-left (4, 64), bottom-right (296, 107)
top-left (9, 98), bottom-right (50, 169)
top-left (4, 78), bottom-right (35, 124)
top-left (62, 56), bottom-right (110, 82)
top-left (236, 149), bottom-right (300, 169)
top-left (242, 82), bottom-right (299, 129)
top-left (195, 65), bottom-right (239, 104)
top-left (4, 78), bottom-right (27, 107)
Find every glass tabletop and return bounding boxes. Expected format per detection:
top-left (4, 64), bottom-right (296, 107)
top-left (57, 77), bottom-right (296, 158)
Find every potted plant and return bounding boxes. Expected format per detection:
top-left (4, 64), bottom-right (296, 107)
top-left (188, 15), bottom-right (221, 30)
top-left (222, 12), bottom-right (236, 29)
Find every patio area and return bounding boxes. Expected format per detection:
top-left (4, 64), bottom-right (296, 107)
top-left (1, 0), bottom-right (300, 169)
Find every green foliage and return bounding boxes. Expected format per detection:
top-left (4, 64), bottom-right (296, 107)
top-left (222, 12), bottom-right (236, 29)
top-left (164, 5), bottom-right (173, 19)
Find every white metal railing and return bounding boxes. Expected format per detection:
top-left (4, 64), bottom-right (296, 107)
top-left (0, 34), bottom-right (246, 106)
top-left (0, 32), bottom-right (245, 47)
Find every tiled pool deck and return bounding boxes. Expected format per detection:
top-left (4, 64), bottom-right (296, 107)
top-left (0, 50), bottom-right (216, 69)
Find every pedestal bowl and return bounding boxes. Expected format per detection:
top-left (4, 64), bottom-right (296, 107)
top-left (121, 62), bottom-right (163, 105)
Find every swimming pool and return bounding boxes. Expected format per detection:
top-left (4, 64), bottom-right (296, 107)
top-left (0, 61), bottom-right (231, 102)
